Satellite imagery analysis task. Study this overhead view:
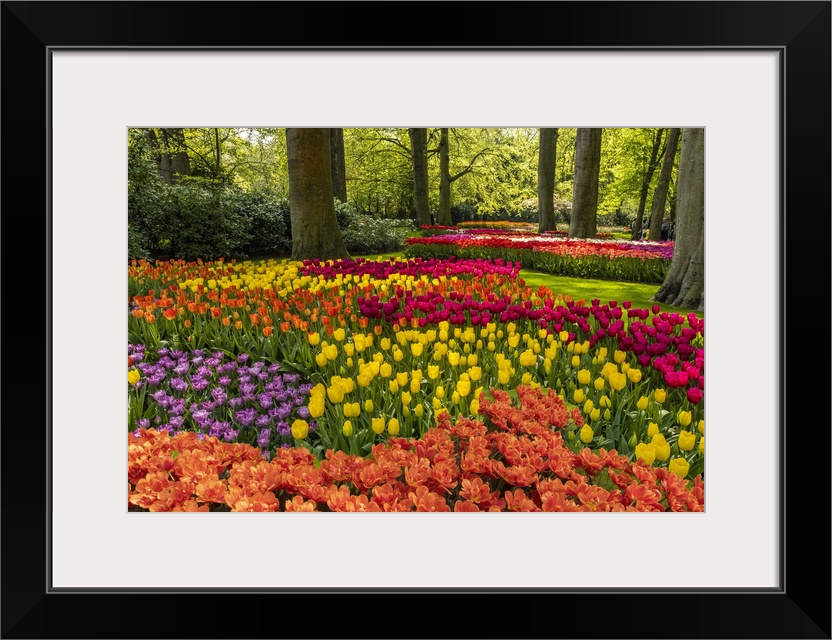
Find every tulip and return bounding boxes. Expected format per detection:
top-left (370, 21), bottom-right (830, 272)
top-left (364, 399), bottom-right (374, 412)
top-left (307, 332), bottom-right (321, 346)
top-left (635, 443), bottom-right (656, 465)
top-left (678, 430), bottom-right (696, 451)
top-left (414, 404), bottom-right (424, 418)
top-left (315, 352), bottom-right (328, 367)
top-left (678, 410), bottom-right (692, 427)
top-left (427, 365), bottom-right (440, 380)
top-left (599, 395), bottom-right (611, 408)
top-left (697, 419), bottom-right (704, 434)
top-left (498, 369), bottom-right (511, 385)
top-left (432, 397), bottom-right (442, 410)
top-left (636, 396), bottom-right (649, 411)
top-left (128, 369), bottom-right (141, 385)
top-left (456, 379), bottom-right (471, 397)
top-left (573, 388), bottom-right (585, 404)
top-left (380, 363), bottom-right (392, 378)
top-left (583, 399), bottom-right (594, 414)
top-left (687, 387), bottom-right (703, 404)
top-left (614, 350), bottom-right (626, 364)
top-left (411, 343), bottom-right (424, 357)
top-left (593, 377), bottom-right (605, 391)
top-left (571, 355), bottom-right (580, 368)
top-left (580, 424), bottom-right (594, 443)
top-left (699, 437), bottom-right (704, 454)
top-left (371, 418), bottom-right (385, 434)
top-left (342, 420), bottom-right (353, 437)
top-left (627, 368), bottom-right (642, 383)
top-left (609, 372), bottom-right (627, 392)
top-left (396, 372), bottom-right (408, 387)
top-left (669, 457), bottom-right (690, 479)
top-left (647, 422), bottom-right (659, 438)
top-left (590, 408), bottom-right (600, 422)
top-left (410, 379), bottom-right (421, 394)
top-left (654, 388), bottom-right (666, 403)
top-left (291, 419), bottom-right (309, 440)
top-left (435, 386), bottom-right (445, 399)
top-left (388, 418), bottom-right (400, 435)
top-left (577, 369), bottom-right (591, 385)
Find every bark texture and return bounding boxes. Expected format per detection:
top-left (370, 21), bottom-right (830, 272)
top-left (329, 128), bottom-right (348, 204)
top-left (631, 128), bottom-right (664, 240)
top-left (537, 128), bottom-right (558, 232)
top-left (286, 128), bottom-right (351, 261)
top-left (648, 128), bottom-right (680, 241)
top-left (408, 128), bottom-right (431, 228)
top-left (654, 128), bottom-right (705, 310)
top-left (437, 128), bottom-right (452, 226)
top-left (569, 128), bottom-right (602, 238)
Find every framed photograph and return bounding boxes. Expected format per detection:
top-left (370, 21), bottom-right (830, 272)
top-left (3, 1), bottom-right (829, 638)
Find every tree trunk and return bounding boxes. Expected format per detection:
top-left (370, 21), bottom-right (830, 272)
top-left (329, 128), bottom-right (348, 204)
top-left (286, 128), bottom-right (351, 261)
top-left (537, 128), bottom-right (558, 232)
top-left (148, 128), bottom-right (191, 184)
top-left (569, 128), bottom-right (602, 238)
top-left (632, 128), bottom-right (665, 240)
top-left (648, 128), bottom-right (680, 242)
top-left (408, 128), bottom-right (431, 228)
top-left (437, 128), bottom-right (452, 226)
top-left (654, 128), bottom-right (704, 310)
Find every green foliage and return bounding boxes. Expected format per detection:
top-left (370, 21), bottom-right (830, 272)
top-left (337, 200), bottom-right (414, 254)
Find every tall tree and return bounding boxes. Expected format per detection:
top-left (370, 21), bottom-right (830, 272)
top-left (631, 128), bottom-right (665, 240)
top-left (654, 128), bottom-right (704, 310)
top-left (408, 128), bottom-right (431, 227)
top-left (330, 128), bottom-right (348, 204)
top-left (537, 128), bottom-right (559, 232)
top-left (569, 128), bottom-right (602, 238)
top-left (648, 128), bottom-right (681, 241)
top-left (286, 128), bottom-right (350, 261)
top-left (437, 128), bottom-right (489, 226)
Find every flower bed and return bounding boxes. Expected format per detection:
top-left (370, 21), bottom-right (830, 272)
top-left (128, 256), bottom-right (705, 510)
top-left (405, 233), bottom-right (673, 283)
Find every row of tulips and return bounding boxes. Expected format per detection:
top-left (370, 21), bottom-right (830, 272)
top-left (128, 256), bottom-right (704, 481)
top-left (405, 234), bottom-right (672, 283)
top-left (128, 385), bottom-right (704, 512)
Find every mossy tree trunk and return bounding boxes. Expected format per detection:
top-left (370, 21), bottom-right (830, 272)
top-left (648, 128), bottom-right (680, 242)
top-left (409, 127), bottom-right (431, 228)
top-left (286, 128), bottom-right (351, 261)
top-left (654, 128), bottom-right (704, 311)
top-left (569, 128), bottom-right (602, 238)
top-left (537, 128), bottom-right (558, 232)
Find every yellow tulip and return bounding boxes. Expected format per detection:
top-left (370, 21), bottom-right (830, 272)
top-left (308, 398), bottom-right (325, 419)
top-left (498, 369), bottom-right (511, 385)
top-left (603, 409), bottom-right (611, 421)
top-left (469, 398), bottom-right (480, 415)
top-left (389, 380), bottom-right (399, 394)
top-left (364, 399), bottom-right (373, 412)
top-left (343, 343), bottom-right (355, 357)
top-left (519, 349), bottom-right (536, 367)
top-left (678, 430), bottom-right (696, 451)
top-left (456, 379), bottom-right (471, 397)
top-left (427, 365), bottom-right (439, 380)
top-left (326, 385), bottom-right (345, 404)
top-left (669, 457), bottom-right (690, 479)
top-left (396, 372), bottom-right (408, 387)
top-left (432, 397), bottom-right (442, 410)
top-left (609, 372), bottom-right (627, 392)
top-left (647, 422), bottom-right (659, 438)
top-left (307, 332), bottom-right (321, 346)
top-left (636, 396), bottom-right (649, 411)
top-left (697, 419), bottom-right (705, 434)
top-left (589, 408), bottom-right (600, 422)
top-left (356, 371), bottom-right (372, 388)
top-left (380, 362), bottom-right (392, 378)
top-left (401, 391), bottom-right (412, 406)
top-left (580, 424), bottom-right (594, 443)
top-left (468, 366), bottom-right (482, 382)
top-left (583, 399), bottom-right (594, 414)
top-left (380, 337), bottom-right (391, 350)
top-left (635, 442), bottom-right (656, 465)
top-left (654, 388), bottom-right (666, 403)
top-left (699, 437), bottom-right (704, 454)
top-left (467, 353), bottom-right (477, 366)
top-left (559, 331), bottom-right (569, 342)
top-left (410, 379), bottom-right (421, 394)
top-left (414, 404), bottom-right (424, 417)
top-left (452, 391), bottom-right (461, 404)
top-left (410, 343), bottom-right (423, 357)
top-left (342, 420), bottom-right (353, 437)
top-left (324, 345), bottom-right (337, 361)
top-left (315, 352), bottom-right (328, 367)
top-left (435, 386), bottom-right (445, 399)
top-left (447, 351), bottom-right (461, 366)
top-left (571, 355), bottom-right (580, 367)
top-left (599, 395), bottom-right (611, 408)
top-left (573, 388), bottom-right (585, 404)
top-left (128, 369), bottom-right (140, 385)
top-left (577, 369), bottom-right (591, 385)
top-left (627, 368), bottom-right (642, 383)
top-left (521, 372), bottom-right (532, 385)
top-left (393, 349), bottom-right (404, 362)
top-left (678, 411), bottom-right (692, 427)
top-left (387, 418), bottom-right (400, 435)
top-left (291, 419), bottom-right (309, 440)
top-left (371, 418), bottom-right (385, 435)
top-left (614, 350), bottom-right (626, 364)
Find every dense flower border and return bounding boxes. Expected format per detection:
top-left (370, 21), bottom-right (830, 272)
top-left (128, 385), bottom-right (704, 512)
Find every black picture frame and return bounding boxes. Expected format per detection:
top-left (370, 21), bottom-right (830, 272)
top-left (2, 2), bottom-right (829, 638)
